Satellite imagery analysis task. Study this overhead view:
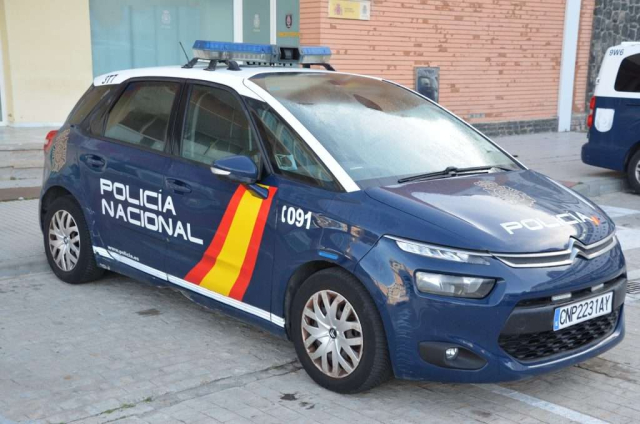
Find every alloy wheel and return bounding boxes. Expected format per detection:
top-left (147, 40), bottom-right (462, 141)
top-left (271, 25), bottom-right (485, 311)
top-left (301, 290), bottom-right (363, 378)
top-left (48, 210), bottom-right (80, 272)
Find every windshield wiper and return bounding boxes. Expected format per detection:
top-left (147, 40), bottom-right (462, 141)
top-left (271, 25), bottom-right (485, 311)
top-left (397, 165), bottom-right (511, 184)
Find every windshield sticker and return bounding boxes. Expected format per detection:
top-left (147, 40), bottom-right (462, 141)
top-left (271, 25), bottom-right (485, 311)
top-left (474, 180), bottom-right (536, 207)
top-left (99, 178), bottom-right (203, 245)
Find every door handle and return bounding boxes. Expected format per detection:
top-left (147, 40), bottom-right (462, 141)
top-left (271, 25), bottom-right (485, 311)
top-left (81, 154), bottom-right (106, 170)
top-left (166, 178), bottom-right (192, 194)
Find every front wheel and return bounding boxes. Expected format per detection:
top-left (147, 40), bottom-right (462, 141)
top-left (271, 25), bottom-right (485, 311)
top-left (290, 268), bottom-right (391, 393)
top-left (43, 196), bottom-right (104, 284)
top-left (628, 150), bottom-right (640, 193)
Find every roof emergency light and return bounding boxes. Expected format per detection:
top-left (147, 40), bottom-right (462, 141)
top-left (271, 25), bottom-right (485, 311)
top-left (193, 40), bottom-right (277, 63)
top-left (299, 46), bottom-right (332, 65)
top-left (191, 40), bottom-right (333, 68)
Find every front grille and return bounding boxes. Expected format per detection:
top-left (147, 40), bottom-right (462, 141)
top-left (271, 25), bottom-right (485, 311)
top-left (494, 233), bottom-right (618, 268)
top-left (517, 276), bottom-right (623, 308)
top-left (498, 310), bottom-right (619, 362)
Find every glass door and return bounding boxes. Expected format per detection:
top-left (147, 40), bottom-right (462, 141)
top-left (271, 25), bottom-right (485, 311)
top-left (242, 0), bottom-right (271, 44)
top-left (89, 0), bottom-right (234, 76)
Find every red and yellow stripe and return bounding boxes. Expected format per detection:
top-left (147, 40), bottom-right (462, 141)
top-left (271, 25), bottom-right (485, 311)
top-left (184, 185), bottom-right (277, 301)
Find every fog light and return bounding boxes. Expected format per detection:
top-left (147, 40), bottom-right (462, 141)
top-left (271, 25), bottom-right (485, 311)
top-left (445, 347), bottom-right (459, 360)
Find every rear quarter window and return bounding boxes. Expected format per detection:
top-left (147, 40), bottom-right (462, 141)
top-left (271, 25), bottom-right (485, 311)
top-left (615, 53), bottom-right (640, 93)
top-left (67, 85), bottom-right (113, 126)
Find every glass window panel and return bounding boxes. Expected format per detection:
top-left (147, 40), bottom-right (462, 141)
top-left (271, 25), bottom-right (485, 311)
top-left (105, 81), bottom-right (179, 151)
top-left (67, 85), bottom-right (113, 126)
top-left (251, 73), bottom-right (518, 189)
top-left (245, 97), bottom-right (339, 191)
top-left (181, 85), bottom-right (259, 166)
top-left (89, 0), bottom-right (233, 77)
top-left (243, 0), bottom-right (271, 44)
top-left (615, 54), bottom-right (640, 93)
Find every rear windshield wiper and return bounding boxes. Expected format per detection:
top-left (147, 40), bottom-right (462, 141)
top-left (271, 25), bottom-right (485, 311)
top-left (397, 165), bottom-right (511, 184)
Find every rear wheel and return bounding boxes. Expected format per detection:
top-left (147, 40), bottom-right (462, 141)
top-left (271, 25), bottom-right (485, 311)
top-left (628, 150), bottom-right (640, 193)
top-left (291, 268), bottom-right (391, 393)
top-left (44, 196), bottom-right (104, 284)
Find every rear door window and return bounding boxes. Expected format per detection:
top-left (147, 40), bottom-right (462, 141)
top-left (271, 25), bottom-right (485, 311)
top-left (615, 53), bottom-right (640, 93)
top-left (104, 81), bottom-right (180, 151)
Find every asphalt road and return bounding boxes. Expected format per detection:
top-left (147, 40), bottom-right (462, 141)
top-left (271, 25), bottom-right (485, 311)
top-left (1, 192), bottom-right (640, 424)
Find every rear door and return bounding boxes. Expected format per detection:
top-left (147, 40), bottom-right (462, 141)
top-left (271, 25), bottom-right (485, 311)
top-left (77, 79), bottom-right (182, 277)
top-left (162, 82), bottom-right (279, 320)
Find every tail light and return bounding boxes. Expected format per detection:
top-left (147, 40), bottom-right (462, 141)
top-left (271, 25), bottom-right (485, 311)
top-left (587, 96), bottom-right (596, 128)
top-left (44, 130), bottom-right (58, 152)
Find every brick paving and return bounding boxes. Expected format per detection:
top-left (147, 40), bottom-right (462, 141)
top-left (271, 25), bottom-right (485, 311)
top-left (1, 194), bottom-right (640, 423)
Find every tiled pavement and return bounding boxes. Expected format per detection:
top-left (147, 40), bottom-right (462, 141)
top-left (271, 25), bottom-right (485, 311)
top-left (1, 193), bottom-right (640, 424)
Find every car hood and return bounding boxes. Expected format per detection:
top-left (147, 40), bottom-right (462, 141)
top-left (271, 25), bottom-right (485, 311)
top-left (365, 170), bottom-right (614, 253)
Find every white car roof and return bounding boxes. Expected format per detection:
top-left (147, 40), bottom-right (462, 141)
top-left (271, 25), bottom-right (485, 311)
top-left (93, 64), bottom-right (361, 99)
top-left (594, 42), bottom-right (640, 99)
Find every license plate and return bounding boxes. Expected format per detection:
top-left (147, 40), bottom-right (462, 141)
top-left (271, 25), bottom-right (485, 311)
top-left (553, 292), bottom-right (613, 331)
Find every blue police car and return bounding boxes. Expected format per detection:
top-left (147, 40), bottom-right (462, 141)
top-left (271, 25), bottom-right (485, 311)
top-left (41, 41), bottom-right (626, 393)
top-left (583, 42), bottom-right (640, 193)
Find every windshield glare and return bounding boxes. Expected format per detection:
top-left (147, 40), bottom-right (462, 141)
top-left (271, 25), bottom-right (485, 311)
top-left (250, 73), bottom-right (519, 188)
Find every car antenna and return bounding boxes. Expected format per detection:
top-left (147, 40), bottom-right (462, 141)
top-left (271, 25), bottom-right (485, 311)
top-left (179, 41), bottom-right (190, 62)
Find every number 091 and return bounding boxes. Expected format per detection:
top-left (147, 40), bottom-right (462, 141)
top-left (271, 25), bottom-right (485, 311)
top-left (281, 205), bottom-right (312, 229)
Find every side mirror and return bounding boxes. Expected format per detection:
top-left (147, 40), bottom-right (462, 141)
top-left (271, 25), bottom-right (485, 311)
top-left (211, 155), bottom-right (269, 199)
top-left (211, 155), bottom-right (258, 184)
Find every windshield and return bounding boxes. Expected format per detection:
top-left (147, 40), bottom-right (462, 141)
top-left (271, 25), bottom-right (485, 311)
top-left (250, 73), bottom-right (520, 188)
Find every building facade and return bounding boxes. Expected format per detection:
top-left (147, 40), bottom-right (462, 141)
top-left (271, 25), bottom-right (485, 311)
top-left (0, 0), bottom-right (299, 126)
top-left (0, 0), bottom-right (630, 136)
top-left (301, 0), bottom-right (597, 135)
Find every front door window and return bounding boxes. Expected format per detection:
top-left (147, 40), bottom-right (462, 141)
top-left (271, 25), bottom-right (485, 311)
top-left (181, 84), bottom-right (260, 166)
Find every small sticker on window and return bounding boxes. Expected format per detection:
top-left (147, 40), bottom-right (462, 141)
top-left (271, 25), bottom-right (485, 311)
top-left (275, 154), bottom-right (298, 171)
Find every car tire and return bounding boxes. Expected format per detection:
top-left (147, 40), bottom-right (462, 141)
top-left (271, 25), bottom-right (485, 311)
top-left (628, 150), bottom-right (640, 194)
top-left (43, 196), bottom-right (104, 284)
top-left (290, 267), bottom-right (392, 393)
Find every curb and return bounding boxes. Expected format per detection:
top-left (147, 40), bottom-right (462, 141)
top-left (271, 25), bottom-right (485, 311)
top-left (569, 177), bottom-right (629, 198)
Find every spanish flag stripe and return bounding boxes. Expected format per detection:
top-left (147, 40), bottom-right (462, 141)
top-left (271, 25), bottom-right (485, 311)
top-left (184, 186), bottom-right (246, 284)
top-left (229, 186), bottom-right (278, 300)
top-left (198, 189), bottom-right (264, 295)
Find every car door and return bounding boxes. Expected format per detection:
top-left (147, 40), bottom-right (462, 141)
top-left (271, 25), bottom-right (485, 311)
top-left (162, 82), bottom-right (280, 320)
top-left (242, 97), bottom-right (343, 322)
top-left (77, 79), bottom-right (182, 277)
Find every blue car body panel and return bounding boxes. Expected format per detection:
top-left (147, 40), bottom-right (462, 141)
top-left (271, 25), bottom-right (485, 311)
top-left (41, 75), bottom-right (627, 384)
top-left (355, 236), bottom-right (625, 382)
top-left (582, 96), bottom-right (640, 171)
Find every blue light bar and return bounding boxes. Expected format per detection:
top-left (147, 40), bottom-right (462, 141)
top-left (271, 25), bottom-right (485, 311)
top-left (191, 40), bottom-right (332, 66)
top-left (299, 46), bottom-right (332, 65)
top-left (300, 46), bottom-right (332, 56)
top-left (193, 40), bottom-right (277, 63)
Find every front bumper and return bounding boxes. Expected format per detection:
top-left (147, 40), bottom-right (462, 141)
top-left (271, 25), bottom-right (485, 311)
top-left (355, 237), bottom-right (626, 383)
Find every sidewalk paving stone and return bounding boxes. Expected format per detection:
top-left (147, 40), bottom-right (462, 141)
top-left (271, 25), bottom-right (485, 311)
top-left (1, 188), bottom-right (640, 423)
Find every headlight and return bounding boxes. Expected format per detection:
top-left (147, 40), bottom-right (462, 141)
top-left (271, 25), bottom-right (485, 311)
top-left (415, 272), bottom-right (496, 298)
top-left (392, 237), bottom-right (490, 265)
